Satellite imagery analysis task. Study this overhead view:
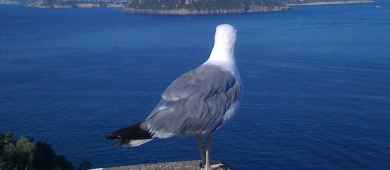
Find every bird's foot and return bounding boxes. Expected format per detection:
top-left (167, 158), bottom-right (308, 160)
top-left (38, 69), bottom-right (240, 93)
top-left (210, 163), bottom-right (224, 169)
top-left (199, 163), bottom-right (225, 170)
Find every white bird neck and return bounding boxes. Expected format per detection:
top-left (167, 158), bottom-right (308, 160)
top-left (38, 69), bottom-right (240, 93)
top-left (204, 24), bottom-right (238, 76)
top-left (205, 42), bottom-right (236, 73)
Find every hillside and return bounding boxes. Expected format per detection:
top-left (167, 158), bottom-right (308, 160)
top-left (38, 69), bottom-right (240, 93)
top-left (9, 0), bottom-right (375, 15)
top-left (123, 0), bottom-right (288, 15)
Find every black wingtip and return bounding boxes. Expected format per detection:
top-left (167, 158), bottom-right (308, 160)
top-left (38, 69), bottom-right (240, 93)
top-left (104, 122), bottom-right (152, 141)
top-left (104, 133), bottom-right (118, 140)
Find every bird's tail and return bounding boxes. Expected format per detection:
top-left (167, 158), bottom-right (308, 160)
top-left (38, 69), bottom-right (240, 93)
top-left (104, 122), bottom-right (153, 147)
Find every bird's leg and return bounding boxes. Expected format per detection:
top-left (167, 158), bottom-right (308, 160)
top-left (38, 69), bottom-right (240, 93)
top-left (196, 135), bottom-right (206, 168)
top-left (205, 134), bottom-right (212, 170)
top-left (205, 148), bottom-right (210, 170)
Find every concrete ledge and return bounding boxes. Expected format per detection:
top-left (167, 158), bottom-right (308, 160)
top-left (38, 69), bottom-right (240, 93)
top-left (93, 160), bottom-right (231, 170)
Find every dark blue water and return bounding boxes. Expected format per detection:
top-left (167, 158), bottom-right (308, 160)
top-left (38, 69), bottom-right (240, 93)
top-left (1, 2), bottom-right (390, 170)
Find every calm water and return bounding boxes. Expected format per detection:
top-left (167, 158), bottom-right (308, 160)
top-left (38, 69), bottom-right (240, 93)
top-left (1, 2), bottom-right (390, 170)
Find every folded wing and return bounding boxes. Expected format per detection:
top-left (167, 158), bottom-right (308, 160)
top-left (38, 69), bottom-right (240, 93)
top-left (143, 64), bottom-right (240, 138)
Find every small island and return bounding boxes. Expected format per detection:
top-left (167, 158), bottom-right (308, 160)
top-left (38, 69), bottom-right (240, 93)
top-left (1, 0), bottom-right (376, 15)
top-left (122, 0), bottom-right (289, 15)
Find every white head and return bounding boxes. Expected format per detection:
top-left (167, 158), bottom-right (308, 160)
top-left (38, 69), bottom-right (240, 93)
top-left (205, 24), bottom-right (238, 72)
top-left (214, 24), bottom-right (237, 50)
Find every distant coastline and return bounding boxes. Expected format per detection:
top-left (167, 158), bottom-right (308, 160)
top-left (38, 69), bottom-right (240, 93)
top-left (121, 5), bottom-right (289, 15)
top-left (288, 0), bottom-right (375, 6)
top-left (0, 0), bottom-right (20, 5)
top-left (0, 0), bottom-right (376, 15)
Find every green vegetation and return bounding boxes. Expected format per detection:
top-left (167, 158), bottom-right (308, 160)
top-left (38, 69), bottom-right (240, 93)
top-left (18, 0), bottom-right (373, 14)
top-left (0, 132), bottom-right (91, 170)
top-left (127, 0), bottom-right (284, 10)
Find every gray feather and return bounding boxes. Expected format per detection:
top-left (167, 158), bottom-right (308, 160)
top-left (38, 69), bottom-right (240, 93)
top-left (143, 64), bottom-right (240, 138)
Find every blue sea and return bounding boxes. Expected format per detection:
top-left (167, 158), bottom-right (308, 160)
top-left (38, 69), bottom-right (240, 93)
top-left (1, 1), bottom-right (390, 170)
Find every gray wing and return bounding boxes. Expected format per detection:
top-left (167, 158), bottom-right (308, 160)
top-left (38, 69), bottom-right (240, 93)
top-left (142, 65), bottom-right (240, 138)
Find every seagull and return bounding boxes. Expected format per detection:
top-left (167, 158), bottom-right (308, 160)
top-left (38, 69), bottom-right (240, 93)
top-left (105, 24), bottom-right (241, 170)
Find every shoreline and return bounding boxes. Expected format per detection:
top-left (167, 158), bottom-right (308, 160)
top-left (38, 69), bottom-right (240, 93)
top-left (288, 0), bottom-right (375, 6)
top-left (74, 0), bottom-right (377, 15)
top-left (1, 0), bottom-right (376, 15)
top-left (0, 0), bottom-right (19, 5)
top-left (121, 6), bottom-right (289, 16)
